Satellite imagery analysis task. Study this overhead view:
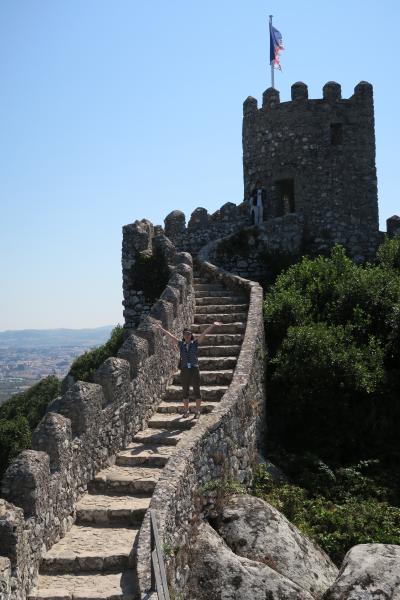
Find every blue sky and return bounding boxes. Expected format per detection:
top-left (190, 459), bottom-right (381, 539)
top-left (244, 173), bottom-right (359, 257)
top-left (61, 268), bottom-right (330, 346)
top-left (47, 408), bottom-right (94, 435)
top-left (1, 0), bottom-right (398, 330)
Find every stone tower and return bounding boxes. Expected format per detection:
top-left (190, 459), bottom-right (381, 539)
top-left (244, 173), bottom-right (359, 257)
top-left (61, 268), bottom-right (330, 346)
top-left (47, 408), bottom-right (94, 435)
top-left (242, 81), bottom-right (380, 260)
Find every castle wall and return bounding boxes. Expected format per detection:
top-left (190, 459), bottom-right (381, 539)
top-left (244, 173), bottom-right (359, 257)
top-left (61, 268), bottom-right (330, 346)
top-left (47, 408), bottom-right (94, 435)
top-left (135, 248), bottom-right (265, 597)
top-left (207, 214), bottom-right (304, 281)
top-left (164, 202), bottom-right (251, 255)
top-left (243, 82), bottom-right (380, 261)
top-left (0, 226), bottom-right (195, 600)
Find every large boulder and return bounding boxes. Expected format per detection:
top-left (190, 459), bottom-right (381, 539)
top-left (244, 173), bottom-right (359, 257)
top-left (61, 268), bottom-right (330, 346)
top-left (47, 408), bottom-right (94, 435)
top-left (187, 521), bottom-right (314, 600)
top-left (323, 544), bottom-right (400, 599)
top-left (218, 494), bottom-right (338, 599)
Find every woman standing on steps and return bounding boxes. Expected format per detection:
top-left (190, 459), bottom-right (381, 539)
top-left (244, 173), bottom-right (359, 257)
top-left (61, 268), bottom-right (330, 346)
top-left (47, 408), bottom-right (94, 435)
top-left (155, 321), bottom-right (222, 419)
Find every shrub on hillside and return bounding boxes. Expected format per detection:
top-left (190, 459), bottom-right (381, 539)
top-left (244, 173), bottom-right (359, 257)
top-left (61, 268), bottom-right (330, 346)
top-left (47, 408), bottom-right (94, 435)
top-left (0, 376), bottom-right (61, 479)
top-left (252, 463), bottom-right (400, 566)
top-left (68, 324), bottom-right (124, 383)
top-left (264, 241), bottom-right (400, 462)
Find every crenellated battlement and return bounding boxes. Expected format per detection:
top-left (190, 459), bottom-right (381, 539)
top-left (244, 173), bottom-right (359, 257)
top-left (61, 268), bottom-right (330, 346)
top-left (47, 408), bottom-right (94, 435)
top-left (163, 202), bottom-right (250, 255)
top-left (243, 80), bottom-right (373, 113)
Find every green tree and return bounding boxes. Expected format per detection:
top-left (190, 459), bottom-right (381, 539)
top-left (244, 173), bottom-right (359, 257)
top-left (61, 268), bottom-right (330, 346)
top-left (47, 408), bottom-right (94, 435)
top-left (68, 324), bottom-right (124, 382)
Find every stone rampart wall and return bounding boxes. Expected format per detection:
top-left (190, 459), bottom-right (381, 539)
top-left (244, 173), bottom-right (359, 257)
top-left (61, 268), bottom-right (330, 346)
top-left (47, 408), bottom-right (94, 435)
top-left (206, 214), bottom-right (304, 280)
top-left (164, 202), bottom-right (251, 255)
top-left (0, 231), bottom-right (195, 600)
top-left (135, 241), bottom-right (265, 598)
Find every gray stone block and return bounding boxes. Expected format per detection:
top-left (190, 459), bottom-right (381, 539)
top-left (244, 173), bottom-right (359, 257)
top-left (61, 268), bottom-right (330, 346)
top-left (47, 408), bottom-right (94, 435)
top-left (32, 413), bottom-right (72, 473)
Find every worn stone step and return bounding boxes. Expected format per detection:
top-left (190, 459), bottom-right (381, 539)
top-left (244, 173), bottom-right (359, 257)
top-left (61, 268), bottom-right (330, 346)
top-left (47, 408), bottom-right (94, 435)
top-left (89, 465), bottom-right (162, 495)
top-left (157, 401), bottom-right (219, 414)
top-left (194, 313), bottom-right (247, 324)
top-left (41, 524), bottom-right (139, 574)
top-left (197, 344), bottom-right (241, 357)
top-left (164, 385), bottom-right (228, 402)
top-left (198, 356), bottom-right (238, 369)
top-left (199, 333), bottom-right (244, 345)
top-left (172, 370), bottom-right (233, 386)
top-left (116, 443), bottom-right (177, 468)
top-left (195, 289), bottom-right (246, 304)
top-left (132, 427), bottom-right (184, 446)
top-left (76, 494), bottom-right (150, 525)
top-left (195, 303), bottom-right (248, 314)
top-left (193, 283), bottom-right (225, 291)
top-left (30, 570), bottom-right (138, 600)
top-left (148, 413), bottom-right (196, 430)
top-left (195, 294), bottom-right (248, 303)
top-left (191, 323), bottom-right (245, 334)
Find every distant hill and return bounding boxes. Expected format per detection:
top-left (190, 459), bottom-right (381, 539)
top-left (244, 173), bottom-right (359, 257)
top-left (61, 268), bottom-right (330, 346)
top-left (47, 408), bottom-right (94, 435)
top-left (0, 326), bottom-right (115, 349)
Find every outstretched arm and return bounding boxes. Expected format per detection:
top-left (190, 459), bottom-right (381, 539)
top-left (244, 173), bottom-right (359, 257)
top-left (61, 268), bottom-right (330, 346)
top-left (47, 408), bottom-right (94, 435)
top-left (154, 322), bottom-right (180, 345)
top-left (196, 321), bottom-right (223, 345)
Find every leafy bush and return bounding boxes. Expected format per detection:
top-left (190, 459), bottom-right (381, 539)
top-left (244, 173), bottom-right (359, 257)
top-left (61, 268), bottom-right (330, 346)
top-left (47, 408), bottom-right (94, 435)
top-left (0, 376), bottom-right (61, 428)
top-left (0, 376), bottom-right (61, 479)
top-left (258, 238), bottom-right (400, 565)
top-left (68, 324), bottom-right (124, 382)
top-left (0, 416), bottom-right (31, 477)
top-left (252, 463), bottom-right (400, 566)
top-left (264, 241), bottom-right (400, 462)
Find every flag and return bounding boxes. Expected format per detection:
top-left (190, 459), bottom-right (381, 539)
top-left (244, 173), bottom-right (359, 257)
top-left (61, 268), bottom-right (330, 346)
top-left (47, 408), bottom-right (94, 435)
top-left (270, 24), bottom-right (284, 70)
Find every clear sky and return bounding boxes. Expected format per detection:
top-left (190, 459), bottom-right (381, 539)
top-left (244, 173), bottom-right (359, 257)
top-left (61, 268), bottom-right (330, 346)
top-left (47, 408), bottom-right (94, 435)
top-left (1, 0), bottom-right (399, 330)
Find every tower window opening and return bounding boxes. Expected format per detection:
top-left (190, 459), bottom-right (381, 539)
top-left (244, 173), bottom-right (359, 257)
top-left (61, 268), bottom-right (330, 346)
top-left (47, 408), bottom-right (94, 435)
top-left (330, 123), bottom-right (343, 145)
top-left (276, 179), bottom-right (295, 216)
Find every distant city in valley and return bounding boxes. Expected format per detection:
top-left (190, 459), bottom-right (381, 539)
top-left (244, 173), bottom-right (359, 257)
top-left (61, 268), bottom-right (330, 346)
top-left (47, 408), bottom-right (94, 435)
top-left (0, 326), bottom-right (114, 404)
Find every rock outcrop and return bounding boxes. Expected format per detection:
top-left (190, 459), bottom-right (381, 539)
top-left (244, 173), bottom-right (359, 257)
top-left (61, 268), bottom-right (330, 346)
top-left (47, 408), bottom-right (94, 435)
top-left (323, 544), bottom-right (400, 599)
top-left (217, 494), bottom-right (338, 599)
top-left (188, 521), bottom-right (314, 600)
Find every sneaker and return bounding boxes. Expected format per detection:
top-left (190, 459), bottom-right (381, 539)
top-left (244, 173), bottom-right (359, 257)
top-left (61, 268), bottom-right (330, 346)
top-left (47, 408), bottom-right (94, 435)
top-left (182, 410), bottom-right (190, 418)
top-left (194, 410), bottom-right (201, 420)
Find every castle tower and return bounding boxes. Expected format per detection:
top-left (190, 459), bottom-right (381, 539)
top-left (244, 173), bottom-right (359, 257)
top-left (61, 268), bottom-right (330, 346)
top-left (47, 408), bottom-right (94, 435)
top-left (242, 81), bottom-right (380, 259)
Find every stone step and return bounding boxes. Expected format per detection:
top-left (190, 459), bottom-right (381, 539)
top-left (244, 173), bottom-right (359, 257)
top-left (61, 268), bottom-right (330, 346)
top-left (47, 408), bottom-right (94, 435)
top-left (157, 401), bottom-right (219, 414)
top-left (41, 524), bottom-right (139, 574)
top-left (148, 413), bottom-right (196, 430)
top-left (193, 283), bottom-right (225, 291)
top-left (198, 356), bottom-right (238, 369)
top-left (132, 427), bottom-right (185, 446)
top-left (172, 370), bottom-right (233, 386)
top-left (191, 323), bottom-right (245, 334)
top-left (199, 333), bottom-right (244, 345)
top-left (195, 303), bottom-right (248, 314)
top-left (194, 313), bottom-right (247, 324)
top-left (30, 570), bottom-right (138, 600)
top-left (89, 465), bottom-right (162, 495)
top-left (76, 494), bottom-right (150, 526)
top-left (116, 443), bottom-right (177, 468)
top-left (197, 344), bottom-right (241, 357)
top-left (164, 385), bottom-right (228, 402)
top-left (195, 294), bottom-right (248, 303)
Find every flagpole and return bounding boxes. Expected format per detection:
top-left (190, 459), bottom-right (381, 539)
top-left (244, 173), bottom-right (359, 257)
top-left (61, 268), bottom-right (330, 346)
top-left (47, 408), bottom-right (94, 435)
top-left (269, 15), bottom-right (274, 89)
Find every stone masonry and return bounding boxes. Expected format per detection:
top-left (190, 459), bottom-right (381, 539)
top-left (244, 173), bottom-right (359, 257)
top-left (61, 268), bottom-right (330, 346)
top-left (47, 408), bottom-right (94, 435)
top-left (243, 81), bottom-right (381, 261)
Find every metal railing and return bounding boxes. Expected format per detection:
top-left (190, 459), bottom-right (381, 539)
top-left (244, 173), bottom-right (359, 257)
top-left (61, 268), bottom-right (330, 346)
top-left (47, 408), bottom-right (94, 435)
top-left (150, 509), bottom-right (171, 600)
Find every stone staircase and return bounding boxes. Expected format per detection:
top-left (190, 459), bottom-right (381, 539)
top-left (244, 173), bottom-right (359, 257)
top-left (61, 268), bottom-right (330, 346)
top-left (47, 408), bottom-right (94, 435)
top-left (29, 273), bottom-right (248, 600)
